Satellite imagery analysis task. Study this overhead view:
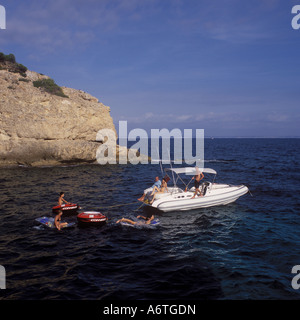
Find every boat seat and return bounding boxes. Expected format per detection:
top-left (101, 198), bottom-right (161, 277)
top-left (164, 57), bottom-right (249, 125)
top-left (154, 191), bottom-right (170, 200)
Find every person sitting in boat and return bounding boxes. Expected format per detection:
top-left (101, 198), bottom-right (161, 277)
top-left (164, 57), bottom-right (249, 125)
top-left (116, 215), bottom-right (155, 226)
top-left (191, 172), bottom-right (205, 199)
top-left (54, 210), bottom-right (68, 231)
top-left (138, 176), bottom-right (161, 202)
top-left (58, 192), bottom-right (70, 206)
top-left (150, 178), bottom-right (168, 204)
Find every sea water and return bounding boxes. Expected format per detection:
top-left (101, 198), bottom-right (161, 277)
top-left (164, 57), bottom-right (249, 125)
top-left (0, 138), bottom-right (299, 299)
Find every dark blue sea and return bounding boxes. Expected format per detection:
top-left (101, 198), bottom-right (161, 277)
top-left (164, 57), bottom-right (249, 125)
top-left (0, 138), bottom-right (300, 300)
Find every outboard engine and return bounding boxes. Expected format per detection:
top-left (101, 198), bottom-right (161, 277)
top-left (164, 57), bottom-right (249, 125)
top-left (201, 182), bottom-right (210, 196)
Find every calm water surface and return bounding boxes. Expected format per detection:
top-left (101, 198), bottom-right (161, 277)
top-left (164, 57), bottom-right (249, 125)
top-left (0, 139), bottom-right (300, 300)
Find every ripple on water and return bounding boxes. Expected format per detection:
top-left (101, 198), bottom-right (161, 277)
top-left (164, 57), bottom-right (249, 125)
top-left (1, 139), bottom-right (300, 299)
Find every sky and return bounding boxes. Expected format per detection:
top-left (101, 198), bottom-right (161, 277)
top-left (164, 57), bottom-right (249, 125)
top-left (1, 0), bottom-right (300, 137)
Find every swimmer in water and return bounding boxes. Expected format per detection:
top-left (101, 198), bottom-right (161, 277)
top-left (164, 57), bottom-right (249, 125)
top-left (116, 215), bottom-right (154, 225)
top-left (54, 210), bottom-right (68, 231)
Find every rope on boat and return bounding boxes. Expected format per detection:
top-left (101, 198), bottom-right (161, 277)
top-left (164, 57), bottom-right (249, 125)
top-left (100, 201), bottom-right (142, 210)
top-left (133, 202), bottom-right (146, 211)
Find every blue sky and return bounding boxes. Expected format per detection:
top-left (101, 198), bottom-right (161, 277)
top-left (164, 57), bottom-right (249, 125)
top-left (1, 0), bottom-right (300, 137)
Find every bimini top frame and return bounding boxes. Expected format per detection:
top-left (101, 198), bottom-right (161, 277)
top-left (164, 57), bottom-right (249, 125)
top-left (164, 167), bottom-right (217, 191)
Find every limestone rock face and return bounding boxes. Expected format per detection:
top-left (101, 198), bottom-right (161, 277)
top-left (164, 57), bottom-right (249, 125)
top-left (0, 69), bottom-right (116, 166)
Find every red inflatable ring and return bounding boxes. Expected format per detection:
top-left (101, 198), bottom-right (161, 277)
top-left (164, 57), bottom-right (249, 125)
top-left (77, 211), bottom-right (107, 226)
top-left (52, 203), bottom-right (80, 214)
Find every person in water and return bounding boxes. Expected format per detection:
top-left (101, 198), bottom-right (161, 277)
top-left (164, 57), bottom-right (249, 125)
top-left (138, 176), bottom-right (161, 202)
top-left (58, 192), bottom-right (69, 206)
top-left (150, 178), bottom-right (168, 204)
top-left (116, 215), bottom-right (155, 225)
top-left (191, 172), bottom-right (204, 199)
top-left (54, 210), bottom-right (68, 230)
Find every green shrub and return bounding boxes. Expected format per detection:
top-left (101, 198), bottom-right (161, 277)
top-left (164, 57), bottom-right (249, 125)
top-left (5, 53), bottom-right (16, 63)
top-left (0, 52), bottom-right (17, 63)
top-left (0, 52), bottom-right (28, 76)
top-left (33, 78), bottom-right (69, 98)
top-left (17, 63), bottom-right (27, 74)
top-left (10, 64), bottom-right (27, 75)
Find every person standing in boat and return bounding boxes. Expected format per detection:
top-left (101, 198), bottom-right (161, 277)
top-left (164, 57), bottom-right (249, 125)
top-left (58, 192), bottom-right (70, 206)
top-left (138, 176), bottom-right (161, 202)
top-left (191, 171), bottom-right (204, 198)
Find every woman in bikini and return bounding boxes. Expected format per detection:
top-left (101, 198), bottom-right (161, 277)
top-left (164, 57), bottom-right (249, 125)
top-left (150, 178), bottom-right (168, 204)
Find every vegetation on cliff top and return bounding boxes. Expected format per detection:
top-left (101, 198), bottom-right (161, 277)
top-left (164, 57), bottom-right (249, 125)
top-left (33, 78), bottom-right (69, 98)
top-left (0, 52), bottom-right (27, 77)
top-left (1, 52), bottom-right (68, 98)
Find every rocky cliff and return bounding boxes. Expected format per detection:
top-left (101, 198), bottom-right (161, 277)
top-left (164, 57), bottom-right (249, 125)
top-left (0, 66), bottom-right (117, 166)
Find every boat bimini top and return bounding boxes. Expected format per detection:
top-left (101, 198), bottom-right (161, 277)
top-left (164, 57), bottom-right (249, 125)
top-left (165, 167), bottom-right (217, 176)
top-left (164, 167), bottom-right (217, 192)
